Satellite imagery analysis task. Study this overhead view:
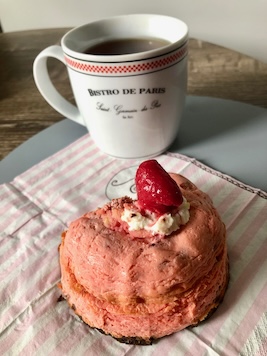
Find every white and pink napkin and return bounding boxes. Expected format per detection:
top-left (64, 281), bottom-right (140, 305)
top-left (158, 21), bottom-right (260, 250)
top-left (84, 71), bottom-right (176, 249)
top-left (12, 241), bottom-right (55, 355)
top-left (1, 134), bottom-right (267, 355)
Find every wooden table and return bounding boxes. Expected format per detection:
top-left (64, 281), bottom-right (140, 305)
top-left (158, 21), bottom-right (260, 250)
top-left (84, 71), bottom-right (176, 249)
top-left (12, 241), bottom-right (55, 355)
top-left (1, 29), bottom-right (267, 161)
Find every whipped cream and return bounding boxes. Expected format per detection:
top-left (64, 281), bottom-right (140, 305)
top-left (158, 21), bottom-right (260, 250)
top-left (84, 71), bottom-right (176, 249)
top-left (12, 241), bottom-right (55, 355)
top-left (121, 198), bottom-right (190, 236)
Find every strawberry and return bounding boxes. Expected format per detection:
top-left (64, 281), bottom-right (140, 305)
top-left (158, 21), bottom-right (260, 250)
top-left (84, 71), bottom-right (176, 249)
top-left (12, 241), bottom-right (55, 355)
top-left (135, 160), bottom-right (183, 215)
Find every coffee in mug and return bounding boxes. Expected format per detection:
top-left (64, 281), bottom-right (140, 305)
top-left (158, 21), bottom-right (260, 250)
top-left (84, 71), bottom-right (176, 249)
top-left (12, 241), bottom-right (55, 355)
top-left (33, 14), bottom-right (188, 158)
top-left (83, 37), bottom-right (171, 55)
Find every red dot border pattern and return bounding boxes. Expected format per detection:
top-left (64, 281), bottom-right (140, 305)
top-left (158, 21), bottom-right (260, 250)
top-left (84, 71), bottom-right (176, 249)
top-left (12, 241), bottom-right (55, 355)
top-left (64, 42), bottom-right (188, 76)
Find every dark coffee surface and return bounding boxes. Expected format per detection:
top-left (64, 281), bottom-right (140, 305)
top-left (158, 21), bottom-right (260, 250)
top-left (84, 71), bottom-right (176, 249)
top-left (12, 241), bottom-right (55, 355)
top-left (83, 37), bottom-right (171, 55)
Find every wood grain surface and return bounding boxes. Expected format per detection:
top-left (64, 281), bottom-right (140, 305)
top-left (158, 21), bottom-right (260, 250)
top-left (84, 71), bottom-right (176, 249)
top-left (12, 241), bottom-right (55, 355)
top-left (1, 29), bottom-right (267, 160)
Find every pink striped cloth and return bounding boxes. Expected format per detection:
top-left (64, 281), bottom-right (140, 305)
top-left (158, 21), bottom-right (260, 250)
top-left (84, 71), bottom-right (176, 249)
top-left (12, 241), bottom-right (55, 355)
top-left (1, 133), bottom-right (267, 356)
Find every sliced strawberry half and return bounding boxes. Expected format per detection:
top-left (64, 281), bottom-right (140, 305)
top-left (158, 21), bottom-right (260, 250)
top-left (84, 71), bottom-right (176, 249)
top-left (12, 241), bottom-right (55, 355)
top-left (135, 160), bottom-right (183, 215)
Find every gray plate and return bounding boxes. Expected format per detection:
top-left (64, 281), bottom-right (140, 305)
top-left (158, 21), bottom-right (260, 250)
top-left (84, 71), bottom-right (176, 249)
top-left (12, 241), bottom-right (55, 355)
top-left (1, 96), bottom-right (267, 191)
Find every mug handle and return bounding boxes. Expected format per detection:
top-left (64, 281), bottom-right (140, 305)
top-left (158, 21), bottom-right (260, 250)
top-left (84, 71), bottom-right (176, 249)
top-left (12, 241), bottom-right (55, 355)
top-left (33, 45), bottom-right (85, 126)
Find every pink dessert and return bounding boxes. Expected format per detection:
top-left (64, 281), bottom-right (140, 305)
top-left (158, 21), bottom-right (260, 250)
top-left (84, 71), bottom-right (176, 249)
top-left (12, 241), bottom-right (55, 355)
top-left (58, 160), bottom-right (228, 344)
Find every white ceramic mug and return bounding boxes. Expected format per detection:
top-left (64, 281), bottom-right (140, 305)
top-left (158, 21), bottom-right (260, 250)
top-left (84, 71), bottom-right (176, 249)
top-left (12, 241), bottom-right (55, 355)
top-left (33, 14), bottom-right (188, 158)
